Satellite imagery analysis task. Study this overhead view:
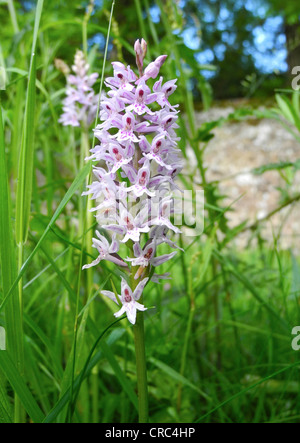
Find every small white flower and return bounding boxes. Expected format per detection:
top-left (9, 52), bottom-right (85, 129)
top-left (82, 231), bottom-right (126, 269)
top-left (101, 278), bottom-right (149, 325)
top-left (126, 241), bottom-right (177, 270)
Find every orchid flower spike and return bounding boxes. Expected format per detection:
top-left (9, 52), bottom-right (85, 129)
top-left (80, 39), bottom-right (183, 325)
top-left (58, 49), bottom-right (99, 128)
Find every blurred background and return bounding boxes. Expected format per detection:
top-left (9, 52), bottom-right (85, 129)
top-left (2, 0), bottom-right (299, 99)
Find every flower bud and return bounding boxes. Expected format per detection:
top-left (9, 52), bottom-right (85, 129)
top-left (135, 38), bottom-right (148, 77)
top-left (143, 55), bottom-right (167, 80)
top-left (141, 39), bottom-right (147, 58)
top-left (54, 58), bottom-right (70, 76)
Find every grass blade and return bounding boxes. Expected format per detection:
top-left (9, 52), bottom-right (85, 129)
top-left (0, 99), bottom-right (24, 420)
top-left (15, 0), bottom-right (44, 244)
top-left (149, 357), bottom-right (211, 402)
top-left (44, 318), bottom-right (126, 423)
top-left (0, 380), bottom-right (13, 423)
top-left (15, 52), bottom-right (36, 245)
top-left (214, 250), bottom-right (290, 331)
top-left (196, 361), bottom-right (300, 422)
top-left (0, 351), bottom-right (44, 423)
top-left (0, 160), bottom-right (91, 315)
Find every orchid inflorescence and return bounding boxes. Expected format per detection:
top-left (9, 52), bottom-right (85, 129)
top-left (58, 49), bottom-right (99, 128)
top-left (82, 39), bottom-right (184, 324)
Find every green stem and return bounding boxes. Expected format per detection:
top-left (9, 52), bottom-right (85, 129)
top-left (129, 249), bottom-right (149, 422)
top-left (132, 308), bottom-right (149, 423)
top-left (176, 304), bottom-right (195, 412)
top-left (82, 1), bottom-right (95, 57)
top-left (143, 0), bottom-right (159, 46)
top-left (75, 0), bottom-right (115, 423)
top-left (15, 243), bottom-right (25, 423)
top-left (134, 0), bottom-right (148, 45)
top-left (81, 129), bottom-right (94, 305)
top-left (7, 0), bottom-right (19, 34)
top-left (81, 128), bottom-right (99, 422)
top-left (176, 261), bottom-right (195, 413)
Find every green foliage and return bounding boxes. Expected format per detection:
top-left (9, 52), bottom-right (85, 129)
top-left (267, 0), bottom-right (300, 25)
top-left (178, 0), bottom-right (289, 99)
top-left (0, 0), bottom-right (299, 424)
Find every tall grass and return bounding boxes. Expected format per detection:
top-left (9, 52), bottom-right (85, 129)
top-left (0, 0), bottom-right (299, 424)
